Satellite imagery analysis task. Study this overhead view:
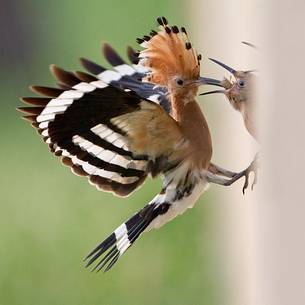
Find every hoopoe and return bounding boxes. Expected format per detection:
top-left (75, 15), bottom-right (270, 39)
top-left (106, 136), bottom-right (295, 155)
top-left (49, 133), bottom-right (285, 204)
top-left (200, 56), bottom-right (259, 192)
top-left (18, 17), bottom-right (243, 272)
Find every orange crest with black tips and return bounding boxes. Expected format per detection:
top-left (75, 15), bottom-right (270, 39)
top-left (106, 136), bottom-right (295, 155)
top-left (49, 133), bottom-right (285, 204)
top-left (137, 17), bottom-right (201, 88)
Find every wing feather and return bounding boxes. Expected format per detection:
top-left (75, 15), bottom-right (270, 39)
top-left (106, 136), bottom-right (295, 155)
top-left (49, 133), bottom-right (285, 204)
top-left (79, 44), bottom-right (171, 113)
top-left (19, 65), bottom-right (184, 196)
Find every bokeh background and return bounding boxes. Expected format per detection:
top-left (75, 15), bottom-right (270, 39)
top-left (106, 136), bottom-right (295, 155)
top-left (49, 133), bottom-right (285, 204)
top-left (0, 1), bottom-right (233, 305)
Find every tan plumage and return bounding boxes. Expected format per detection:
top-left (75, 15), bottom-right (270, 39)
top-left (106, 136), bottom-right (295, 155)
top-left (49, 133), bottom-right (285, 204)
top-left (137, 17), bottom-right (212, 170)
top-left (111, 101), bottom-right (185, 160)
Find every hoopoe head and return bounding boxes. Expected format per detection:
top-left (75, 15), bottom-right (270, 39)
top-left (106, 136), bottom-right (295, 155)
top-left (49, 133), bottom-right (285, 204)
top-left (137, 17), bottom-right (209, 98)
top-left (200, 58), bottom-right (256, 112)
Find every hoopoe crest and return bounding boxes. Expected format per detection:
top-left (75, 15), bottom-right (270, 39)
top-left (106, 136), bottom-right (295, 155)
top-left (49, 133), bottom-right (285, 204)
top-left (138, 17), bottom-right (202, 96)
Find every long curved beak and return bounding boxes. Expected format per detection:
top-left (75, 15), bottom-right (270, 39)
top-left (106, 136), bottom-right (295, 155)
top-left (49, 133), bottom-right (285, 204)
top-left (200, 89), bottom-right (226, 96)
top-left (197, 75), bottom-right (226, 97)
top-left (197, 77), bottom-right (223, 87)
top-left (209, 58), bottom-right (236, 74)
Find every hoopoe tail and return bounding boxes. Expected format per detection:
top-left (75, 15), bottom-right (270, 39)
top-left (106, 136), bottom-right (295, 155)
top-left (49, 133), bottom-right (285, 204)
top-left (85, 194), bottom-right (170, 272)
top-left (85, 164), bottom-right (208, 272)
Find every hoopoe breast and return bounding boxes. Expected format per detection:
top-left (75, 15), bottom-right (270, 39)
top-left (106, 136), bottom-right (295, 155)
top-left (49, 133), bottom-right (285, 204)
top-left (171, 99), bottom-right (213, 170)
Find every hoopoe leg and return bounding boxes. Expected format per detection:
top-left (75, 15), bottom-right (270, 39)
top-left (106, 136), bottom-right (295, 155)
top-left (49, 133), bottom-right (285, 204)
top-left (206, 153), bottom-right (260, 194)
top-left (204, 170), bottom-right (245, 186)
top-left (209, 163), bottom-right (237, 178)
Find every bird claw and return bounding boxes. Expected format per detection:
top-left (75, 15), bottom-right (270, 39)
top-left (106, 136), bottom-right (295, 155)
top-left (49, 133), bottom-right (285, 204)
top-left (241, 157), bottom-right (259, 195)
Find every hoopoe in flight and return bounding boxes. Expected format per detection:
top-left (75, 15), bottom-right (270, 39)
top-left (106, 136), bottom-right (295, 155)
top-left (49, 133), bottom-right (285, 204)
top-left (19, 17), bottom-right (244, 272)
top-left (200, 52), bottom-right (259, 192)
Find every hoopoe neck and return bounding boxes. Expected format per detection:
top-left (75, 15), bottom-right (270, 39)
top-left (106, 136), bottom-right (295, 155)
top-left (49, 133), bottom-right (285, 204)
top-left (171, 95), bottom-right (212, 169)
top-left (242, 104), bottom-right (257, 140)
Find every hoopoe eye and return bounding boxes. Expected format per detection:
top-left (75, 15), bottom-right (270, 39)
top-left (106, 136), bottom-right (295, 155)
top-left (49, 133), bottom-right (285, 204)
top-left (237, 79), bottom-right (245, 88)
top-left (176, 79), bottom-right (184, 86)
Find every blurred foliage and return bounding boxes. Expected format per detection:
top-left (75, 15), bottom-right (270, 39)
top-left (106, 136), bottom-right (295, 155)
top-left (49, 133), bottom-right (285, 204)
top-left (0, 1), bottom-right (226, 304)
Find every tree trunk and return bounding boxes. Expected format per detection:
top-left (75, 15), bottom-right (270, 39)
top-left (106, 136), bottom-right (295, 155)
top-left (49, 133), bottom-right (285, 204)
top-left (191, 0), bottom-right (305, 304)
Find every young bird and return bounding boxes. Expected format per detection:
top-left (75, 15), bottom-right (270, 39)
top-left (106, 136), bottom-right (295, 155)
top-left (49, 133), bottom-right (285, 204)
top-left (18, 17), bottom-right (242, 272)
top-left (200, 58), bottom-right (259, 192)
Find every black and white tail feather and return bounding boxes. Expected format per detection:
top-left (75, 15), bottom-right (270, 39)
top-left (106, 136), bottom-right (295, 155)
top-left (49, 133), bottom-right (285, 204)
top-left (85, 163), bottom-right (208, 272)
top-left (84, 199), bottom-right (171, 272)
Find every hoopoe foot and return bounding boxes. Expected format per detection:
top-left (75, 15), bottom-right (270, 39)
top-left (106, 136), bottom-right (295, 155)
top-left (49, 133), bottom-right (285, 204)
top-left (240, 157), bottom-right (259, 194)
top-left (219, 154), bottom-right (259, 193)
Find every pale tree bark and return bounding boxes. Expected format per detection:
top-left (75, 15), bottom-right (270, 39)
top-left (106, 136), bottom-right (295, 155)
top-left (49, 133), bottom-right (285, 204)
top-left (189, 1), bottom-right (259, 304)
top-left (257, 1), bottom-right (305, 305)
top-left (190, 1), bottom-right (305, 305)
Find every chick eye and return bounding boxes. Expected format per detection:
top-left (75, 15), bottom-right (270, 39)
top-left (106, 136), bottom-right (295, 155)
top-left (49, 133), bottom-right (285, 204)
top-left (176, 79), bottom-right (184, 86)
top-left (238, 79), bottom-right (245, 88)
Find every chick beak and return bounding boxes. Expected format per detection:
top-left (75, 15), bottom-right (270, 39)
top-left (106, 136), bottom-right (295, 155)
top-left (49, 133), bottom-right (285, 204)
top-left (210, 57), bottom-right (257, 74)
top-left (241, 41), bottom-right (257, 49)
top-left (209, 58), bottom-right (237, 75)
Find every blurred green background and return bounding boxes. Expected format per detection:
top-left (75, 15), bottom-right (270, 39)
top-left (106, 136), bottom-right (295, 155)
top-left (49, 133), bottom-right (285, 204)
top-left (0, 1), bottom-right (227, 304)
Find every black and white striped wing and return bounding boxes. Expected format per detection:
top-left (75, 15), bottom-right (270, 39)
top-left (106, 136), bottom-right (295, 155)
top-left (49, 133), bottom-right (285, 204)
top-left (80, 43), bottom-right (171, 113)
top-left (19, 66), bottom-right (182, 197)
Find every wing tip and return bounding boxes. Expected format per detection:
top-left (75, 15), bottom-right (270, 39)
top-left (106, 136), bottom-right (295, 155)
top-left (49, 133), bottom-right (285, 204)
top-left (79, 57), bottom-right (105, 75)
top-left (127, 46), bottom-right (139, 64)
